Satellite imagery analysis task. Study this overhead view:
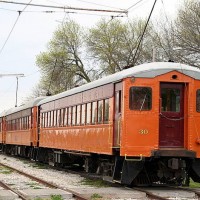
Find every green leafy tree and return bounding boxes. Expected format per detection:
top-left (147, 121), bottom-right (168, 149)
top-left (150, 0), bottom-right (200, 67)
top-left (173, 0), bottom-right (200, 67)
top-left (36, 20), bottom-right (91, 95)
top-left (87, 18), bottom-right (153, 75)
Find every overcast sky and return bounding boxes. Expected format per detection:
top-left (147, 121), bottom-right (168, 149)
top-left (0, 0), bottom-right (182, 112)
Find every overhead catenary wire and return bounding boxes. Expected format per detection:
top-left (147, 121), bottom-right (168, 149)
top-left (0, 0), bottom-right (127, 14)
top-left (46, 0), bottom-right (124, 11)
top-left (131, 0), bottom-right (157, 67)
top-left (0, 0), bottom-right (32, 56)
top-left (0, 7), bottom-right (125, 19)
top-left (106, 0), bottom-right (146, 24)
top-left (127, 0), bottom-right (146, 11)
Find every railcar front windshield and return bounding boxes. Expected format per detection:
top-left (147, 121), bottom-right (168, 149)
top-left (129, 87), bottom-right (152, 111)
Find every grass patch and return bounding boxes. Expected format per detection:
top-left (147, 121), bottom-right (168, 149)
top-left (31, 163), bottom-right (48, 169)
top-left (50, 195), bottom-right (64, 200)
top-left (91, 193), bottom-right (103, 199)
top-left (0, 166), bottom-right (13, 174)
top-left (34, 195), bottom-right (64, 200)
top-left (26, 182), bottom-right (42, 189)
top-left (81, 178), bottom-right (109, 187)
top-left (189, 179), bottom-right (200, 188)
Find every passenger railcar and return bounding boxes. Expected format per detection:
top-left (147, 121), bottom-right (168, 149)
top-left (0, 97), bottom-right (45, 156)
top-left (1, 62), bottom-right (200, 186)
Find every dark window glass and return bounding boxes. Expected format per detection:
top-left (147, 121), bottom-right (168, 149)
top-left (104, 99), bottom-right (109, 124)
top-left (86, 103), bottom-right (91, 124)
top-left (51, 111), bottom-right (54, 127)
top-left (72, 106), bottom-right (76, 126)
top-left (48, 112), bottom-right (51, 127)
top-left (63, 108), bottom-right (66, 126)
top-left (98, 100), bottom-right (103, 123)
top-left (81, 104), bottom-right (86, 125)
top-left (161, 88), bottom-right (180, 112)
top-left (45, 112), bottom-right (48, 128)
top-left (197, 90), bottom-right (200, 112)
top-left (76, 105), bottom-right (81, 125)
top-left (54, 110), bottom-right (57, 127)
top-left (68, 107), bottom-right (72, 126)
top-left (56, 110), bottom-right (59, 127)
top-left (115, 91), bottom-right (122, 113)
top-left (91, 102), bottom-right (97, 124)
top-left (129, 87), bottom-right (152, 110)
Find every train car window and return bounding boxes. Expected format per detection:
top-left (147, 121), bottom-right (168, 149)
top-left (45, 113), bottom-right (47, 128)
top-left (25, 117), bottom-right (27, 129)
top-left (26, 117), bottom-right (28, 129)
top-left (29, 116), bottom-right (31, 129)
top-left (68, 107), bottom-right (72, 126)
top-left (81, 104), bottom-right (86, 125)
top-left (161, 88), bottom-right (180, 112)
top-left (16, 119), bottom-right (18, 130)
top-left (104, 99), bottom-right (110, 124)
top-left (86, 103), bottom-right (91, 124)
top-left (40, 113), bottom-right (44, 127)
top-left (47, 111), bottom-right (50, 127)
top-left (26, 116), bottom-right (28, 129)
top-left (196, 90), bottom-right (200, 112)
top-left (115, 91), bottom-right (122, 113)
top-left (72, 106), bottom-right (76, 126)
top-left (129, 87), bottom-right (152, 110)
top-left (76, 105), bottom-right (81, 125)
top-left (56, 110), bottom-right (59, 127)
top-left (63, 108), bottom-right (67, 126)
top-left (92, 102), bottom-right (97, 124)
top-left (98, 100), bottom-right (103, 124)
top-left (50, 111), bottom-right (52, 127)
top-left (53, 110), bottom-right (56, 127)
top-left (12, 119), bottom-right (14, 130)
top-left (43, 113), bottom-right (45, 128)
top-left (62, 109), bottom-right (65, 126)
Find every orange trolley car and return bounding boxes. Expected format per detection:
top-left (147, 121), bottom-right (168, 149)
top-left (1, 62), bottom-right (200, 186)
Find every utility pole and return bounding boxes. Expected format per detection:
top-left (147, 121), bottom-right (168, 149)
top-left (0, 73), bottom-right (24, 107)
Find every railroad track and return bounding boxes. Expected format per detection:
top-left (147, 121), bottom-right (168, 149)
top-left (131, 186), bottom-right (199, 200)
top-left (0, 162), bottom-right (88, 200)
top-left (0, 154), bottom-right (200, 200)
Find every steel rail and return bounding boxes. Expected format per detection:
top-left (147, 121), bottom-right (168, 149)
top-left (132, 187), bottom-right (170, 200)
top-left (0, 180), bottom-right (29, 200)
top-left (169, 186), bottom-right (200, 198)
top-left (0, 162), bottom-right (89, 200)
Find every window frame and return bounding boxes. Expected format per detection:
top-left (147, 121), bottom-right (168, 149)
top-left (129, 86), bottom-right (152, 111)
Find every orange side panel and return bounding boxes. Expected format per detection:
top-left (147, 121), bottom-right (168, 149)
top-left (121, 112), bottom-right (159, 157)
top-left (6, 130), bottom-right (32, 146)
top-left (39, 124), bottom-right (113, 155)
top-left (0, 133), bottom-right (3, 143)
top-left (120, 77), bottom-right (159, 157)
top-left (188, 80), bottom-right (200, 158)
top-left (32, 106), bottom-right (38, 146)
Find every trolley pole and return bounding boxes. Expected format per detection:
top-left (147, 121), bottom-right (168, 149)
top-left (0, 73), bottom-right (24, 107)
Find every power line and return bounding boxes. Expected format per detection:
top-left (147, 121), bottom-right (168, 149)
top-left (0, 0), bottom-right (127, 14)
top-left (0, 11), bottom-right (21, 55)
top-left (0, 0), bottom-right (32, 56)
top-left (127, 0), bottom-right (146, 11)
top-left (131, 0), bottom-right (157, 66)
top-left (106, 0), bottom-right (146, 24)
top-left (0, 7), bottom-right (125, 18)
top-left (46, 0), bottom-right (124, 11)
